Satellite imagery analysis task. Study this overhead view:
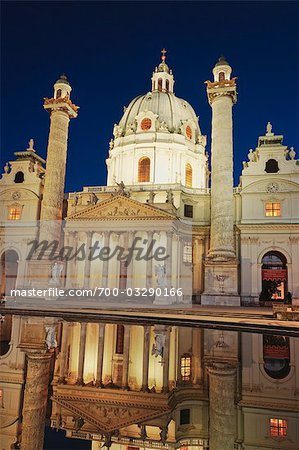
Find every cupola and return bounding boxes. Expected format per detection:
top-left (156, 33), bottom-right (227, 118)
top-left (151, 49), bottom-right (174, 93)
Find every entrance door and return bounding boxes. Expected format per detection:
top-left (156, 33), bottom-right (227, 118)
top-left (261, 251), bottom-right (287, 303)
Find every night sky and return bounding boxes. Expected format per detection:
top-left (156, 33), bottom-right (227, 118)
top-left (2, 1), bottom-right (299, 192)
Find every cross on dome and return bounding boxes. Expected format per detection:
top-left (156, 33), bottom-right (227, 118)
top-left (152, 48), bottom-right (174, 92)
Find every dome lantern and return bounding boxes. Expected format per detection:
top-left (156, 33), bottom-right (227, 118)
top-left (151, 48), bottom-right (174, 93)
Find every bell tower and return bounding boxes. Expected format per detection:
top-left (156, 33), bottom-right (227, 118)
top-left (201, 57), bottom-right (240, 306)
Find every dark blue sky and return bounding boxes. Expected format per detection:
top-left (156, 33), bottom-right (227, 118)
top-left (2, 1), bottom-right (299, 192)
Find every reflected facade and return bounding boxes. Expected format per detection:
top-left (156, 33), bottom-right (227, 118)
top-left (0, 315), bottom-right (298, 449)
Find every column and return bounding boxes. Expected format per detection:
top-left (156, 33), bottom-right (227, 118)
top-left (102, 231), bottom-right (110, 288)
top-left (122, 325), bottom-right (131, 390)
top-left (126, 231), bottom-right (134, 289)
top-left (146, 231), bottom-right (154, 288)
top-left (95, 323), bottom-right (105, 387)
top-left (84, 231), bottom-right (93, 288)
top-left (66, 231), bottom-right (78, 288)
top-left (141, 325), bottom-right (150, 391)
top-left (20, 350), bottom-right (53, 450)
top-left (166, 231), bottom-right (172, 287)
top-left (58, 322), bottom-right (69, 384)
top-left (162, 327), bottom-right (171, 393)
top-left (207, 362), bottom-right (237, 450)
top-left (76, 322), bottom-right (87, 385)
top-left (206, 64), bottom-right (237, 260)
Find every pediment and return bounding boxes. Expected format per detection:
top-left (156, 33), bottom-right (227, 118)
top-left (52, 393), bottom-right (170, 433)
top-left (67, 195), bottom-right (176, 221)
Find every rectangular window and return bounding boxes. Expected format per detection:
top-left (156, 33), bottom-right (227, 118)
top-left (184, 204), bottom-right (193, 218)
top-left (180, 408), bottom-right (190, 425)
top-left (8, 207), bottom-right (21, 220)
top-left (265, 202), bottom-right (281, 217)
top-left (183, 243), bottom-right (192, 263)
top-left (270, 418), bottom-right (287, 437)
top-left (180, 354), bottom-right (192, 381)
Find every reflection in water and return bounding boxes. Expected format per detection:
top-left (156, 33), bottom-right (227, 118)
top-left (0, 315), bottom-right (298, 450)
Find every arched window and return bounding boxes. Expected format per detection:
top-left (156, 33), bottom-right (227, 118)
top-left (138, 157), bottom-right (150, 182)
top-left (265, 159), bottom-right (279, 173)
top-left (165, 79), bottom-right (169, 92)
top-left (0, 315), bottom-right (12, 356)
top-left (186, 126), bottom-right (192, 140)
top-left (219, 72), bottom-right (225, 82)
top-left (158, 78), bottom-right (163, 92)
top-left (14, 171), bottom-right (24, 183)
top-left (56, 89), bottom-right (62, 98)
top-left (263, 335), bottom-right (290, 379)
top-left (260, 251), bottom-right (287, 303)
top-left (185, 163), bottom-right (192, 187)
top-left (1, 250), bottom-right (19, 297)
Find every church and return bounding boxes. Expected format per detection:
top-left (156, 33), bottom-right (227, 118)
top-left (0, 52), bottom-right (298, 305)
top-left (0, 53), bottom-right (299, 450)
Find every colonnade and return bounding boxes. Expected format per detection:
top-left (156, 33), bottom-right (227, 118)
top-left (57, 322), bottom-right (172, 393)
top-left (64, 229), bottom-right (196, 293)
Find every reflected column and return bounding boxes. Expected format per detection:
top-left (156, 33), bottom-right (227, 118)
top-left (122, 325), bottom-right (131, 390)
top-left (76, 322), bottom-right (87, 385)
top-left (20, 350), bottom-right (53, 450)
top-left (58, 322), bottom-right (69, 384)
top-left (95, 323), bottom-right (105, 387)
top-left (141, 325), bottom-right (150, 391)
top-left (207, 362), bottom-right (237, 450)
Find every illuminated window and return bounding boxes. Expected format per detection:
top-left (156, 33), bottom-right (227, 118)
top-left (184, 204), bottom-right (193, 218)
top-left (115, 324), bottom-right (124, 354)
top-left (265, 202), bottom-right (281, 217)
top-left (8, 207), bottom-right (21, 220)
top-left (180, 353), bottom-right (192, 381)
top-left (140, 118), bottom-right (152, 131)
top-left (186, 126), bottom-right (192, 140)
top-left (185, 163), bottom-right (192, 187)
top-left (219, 72), bottom-right (225, 82)
top-left (183, 243), bottom-right (192, 263)
top-left (56, 89), bottom-right (62, 98)
top-left (165, 79), bottom-right (169, 91)
top-left (158, 78), bottom-right (162, 91)
top-left (138, 157), bottom-right (150, 182)
top-left (270, 418), bottom-right (287, 437)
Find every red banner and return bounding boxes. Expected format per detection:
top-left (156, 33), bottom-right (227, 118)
top-left (264, 345), bottom-right (290, 359)
top-left (262, 269), bottom-right (287, 281)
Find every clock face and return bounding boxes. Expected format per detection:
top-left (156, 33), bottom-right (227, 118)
top-left (141, 118), bottom-right (152, 131)
top-left (186, 126), bottom-right (192, 140)
top-left (266, 182), bottom-right (279, 193)
top-left (12, 191), bottom-right (21, 200)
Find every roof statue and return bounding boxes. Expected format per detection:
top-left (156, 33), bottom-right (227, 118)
top-left (27, 138), bottom-right (35, 152)
top-left (266, 121), bottom-right (274, 136)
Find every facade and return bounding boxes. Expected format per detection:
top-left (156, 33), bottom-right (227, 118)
top-left (0, 54), bottom-right (298, 305)
top-left (0, 53), bottom-right (299, 450)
